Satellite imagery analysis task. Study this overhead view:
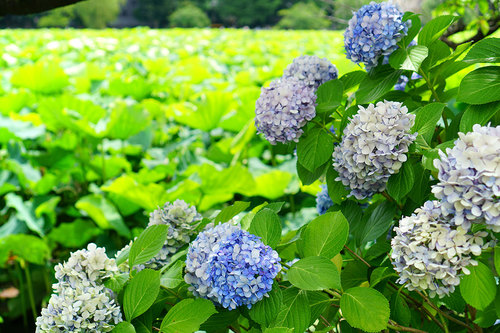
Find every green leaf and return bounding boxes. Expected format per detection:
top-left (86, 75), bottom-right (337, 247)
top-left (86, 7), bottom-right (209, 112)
top-left (326, 165), bottom-right (349, 205)
top-left (249, 282), bottom-right (283, 327)
top-left (215, 201), bottom-right (250, 223)
top-left (264, 328), bottom-right (293, 333)
top-left (342, 262), bottom-right (368, 290)
top-left (418, 15), bottom-right (459, 46)
top-left (370, 267), bottom-right (397, 287)
top-left (340, 287), bottom-right (390, 332)
top-left (48, 219), bottom-right (102, 248)
top-left (359, 202), bottom-right (397, 245)
top-left (386, 162), bottom-right (415, 202)
top-left (316, 79), bottom-right (343, 113)
top-left (390, 292), bottom-right (411, 326)
top-left (160, 298), bottom-right (216, 333)
top-left (124, 269), bottom-right (160, 321)
top-left (160, 260), bottom-right (184, 289)
top-left (457, 66), bottom-right (500, 105)
top-left (401, 12), bottom-right (421, 48)
top-left (460, 262), bottom-right (497, 310)
top-left (106, 103), bottom-right (150, 140)
top-left (273, 288), bottom-right (310, 333)
top-left (0, 234), bottom-right (50, 267)
top-left (105, 273), bottom-right (129, 294)
top-left (412, 103), bottom-right (445, 145)
top-left (307, 291), bottom-right (330, 325)
top-left (297, 159), bottom-right (327, 186)
top-left (495, 245), bottom-right (500, 275)
top-left (339, 71), bottom-right (367, 92)
top-left (389, 45), bottom-right (428, 72)
top-left (249, 208), bottom-right (282, 248)
top-left (460, 101), bottom-right (500, 133)
top-left (301, 211), bottom-right (349, 258)
top-left (463, 38), bottom-right (500, 64)
top-left (129, 225), bottom-right (168, 268)
top-left (5, 193), bottom-right (44, 237)
top-left (75, 194), bottom-right (131, 238)
top-left (356, 66), bottom-right (402, 104)
top-left (112, 321), bottom-right (136, 333)
top-left (297, 127), bottom-right (334, 172)
top-left (288, 256), bottom-right (341, 290)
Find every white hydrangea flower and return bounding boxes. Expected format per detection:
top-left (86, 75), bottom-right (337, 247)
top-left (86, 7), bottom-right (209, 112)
top-left (391, 201), bottom-right (489, 298)
top-left (36, 284), bottom-right (122, 332)
top-left (432, 124), bottom-right (500, 232)
top-left (37, 244), bottom-right (122, 332)
top-left (333, 101), bottom-right (416, 199)
top-left (283, 55), bottom-right (338, 89)
top-left (55, 243), bottom-right (118, 289)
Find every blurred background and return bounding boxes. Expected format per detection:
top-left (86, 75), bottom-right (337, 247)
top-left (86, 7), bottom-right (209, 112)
top-left (0, 0), bottom-right (498, 331)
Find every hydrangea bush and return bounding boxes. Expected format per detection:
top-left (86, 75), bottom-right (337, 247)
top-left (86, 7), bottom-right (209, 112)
top-left (36, 2), bottom-right (500, 332)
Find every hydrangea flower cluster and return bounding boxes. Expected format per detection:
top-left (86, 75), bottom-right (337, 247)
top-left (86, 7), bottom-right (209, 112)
top-left (117, 200), bottom-right (202, 272)
top-left (332, 101), bottom-right (417, 199)
top-left (431, 124), bottom-right (500, 232)
top-left (394, 72), bottom-right (422, 91)
top-left (344, 1), bottom-right (409, 69)
top-left (283, 55), bottom-right (338, 89)
top-left (36, 244), bottom-right (122, 332)
top-left (255, 77), bottom-right (317, 144)
top-left (316, 184), bottom-right (333, 215)
top-left (391, 201), bottom-right (488, 298)
top-left (185, 222), bottom-right (281, 310)
top-left (147, 199), bottom-right (202, 268)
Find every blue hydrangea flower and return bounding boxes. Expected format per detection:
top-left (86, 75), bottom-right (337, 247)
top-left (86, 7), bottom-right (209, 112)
top-left (333, 101), bottom-right (416, 199)
top-left (394, 75), bottom-right (409, 91)
top-left (431, 125), bottom-right (500, 232)
top-left (283, 55), bottom-right (338, 90)
top-left (255, 77), bottom-right (317, 144)
top-left (185, 222), bottom-right (281, 310)
top-left (316, 184), bottom-right (333, 215)
top-left (391, 201), bottom-right (489, 298)
top-left (344, 1), bottom-right (409, 70)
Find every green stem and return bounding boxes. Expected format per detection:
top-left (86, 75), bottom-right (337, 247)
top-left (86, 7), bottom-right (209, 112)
top-left (418, 69), bottom-right (441, 103)
top-left (344, 245), bottom-right (371, 267)
top-left (312, 120), bottom-right (341, 142)
top-left (160, 285), bottom-right (183, 300)
top-left (324, 289), bottom-right (342, 298)
top-left (15, 262), bottom-right (28, 327)
top-left (438, 312), bottom-right (450, 333)
top-left (22, 261), bottom-right (37, 323)
top-left (387, 322), bottom-right (427, 333)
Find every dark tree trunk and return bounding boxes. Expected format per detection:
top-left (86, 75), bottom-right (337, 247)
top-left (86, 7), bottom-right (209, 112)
top-left (0, 0), bottom-right (86, 16)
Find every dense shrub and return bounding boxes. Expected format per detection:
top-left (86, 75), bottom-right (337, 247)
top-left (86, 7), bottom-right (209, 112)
top-left (276, 2), bottom-right (331, 30)
top-left (169, 3), bottom-right (211, 28)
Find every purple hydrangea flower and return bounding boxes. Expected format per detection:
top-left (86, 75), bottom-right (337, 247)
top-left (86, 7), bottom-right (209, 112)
top-left (333, 101), bottom-right (416, 199)
top-left (255, 77), bottom-right (317, 144)
top-left (283, 55), bottom-right (338, 90)
top-left (185, 222), bottom-right (281, 310)
top-left (316, 184), bottom-right (333, 215)
top-left (344, 1), bottom-right (409, 70)
top-left (431, 124), bottom-right (500, 232)
top-left (391, 201), bottom-right (489, 298)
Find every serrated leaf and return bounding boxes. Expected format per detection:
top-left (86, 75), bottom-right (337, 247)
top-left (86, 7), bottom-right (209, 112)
top-left (105, 273), bottom-right (129, 294)
top-left (215, 201), bottom-right (250, 223)
top-left (160, 298), bottom-right (216, 333)
top-left (386, 161), bottom-right (415, 202)
top-left (340, 287), bottom-right (389, 332)
top-left (124, 269), bottom-right (160, 321)
top-left (249, 208), bottom-right (281, 248)
top-left (418, 15), bottom-right (459, 46)
top-left (463, 38), bottom-right (500, 64)
top-left (359, 202), bottom-right (397, 245)
top-left (457, 66), bottom-right (500, 105)
top-left (301, 211), bottom-right (349, 259)
top-left (249, 282), bottom-right (283, 327)
top-left (412, 103), bottom-right (445, 144)
top-left (389, 45), bottom-right (428, 72)
top-left (326, 165), bottom-right (349, 204)
top-left (160, 260), bottom-right (184, 289)
top-left (288, 256), bottom-right (341, 290)
top-left (297, 127), bottom-right (334, 172)
top-left (460, 262), bottom-right (497, 310)
top-left (339, 71), bottom-right (367, 92)
top-left (391, 292), bottom-right (411, 326)
top-left (460, 101), bottom-right (500, 133)
top-left (316, 79), bottom-right (343, 113)
top-left (297, 159), bottom-right (327, 186)
top-left (129, 225), bottom-right (168, 268)
top-left (356, 66), bottom-right (402, 103)
top-left (273, 288), bottom-right (310, 333)
top-left (112, 321), bottom-right (136, 332)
